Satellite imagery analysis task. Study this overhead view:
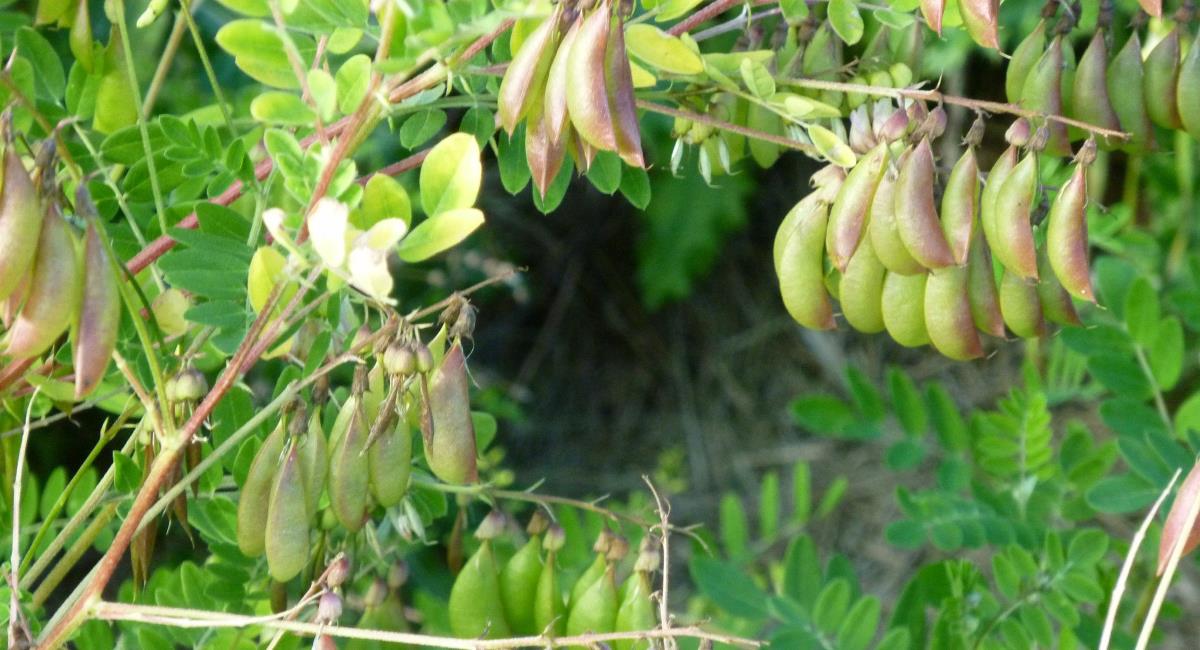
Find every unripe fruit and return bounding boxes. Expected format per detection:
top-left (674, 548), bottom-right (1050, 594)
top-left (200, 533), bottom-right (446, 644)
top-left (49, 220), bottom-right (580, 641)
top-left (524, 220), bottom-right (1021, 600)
top-left (940, 147), bottom-right (979, 266)
top-left (73, 221), bottom-right (121, 398)
top-left (881, 272), bottom-right (930, 347)
top-left (1071, 31), bottom-right (1120, 142)
top-left (499, 8), bottom-right (562, 134)
top-left (613, 571), bottom-right (656, 650)
top-left (0, 149), bottom-right (43, 302)
top-left (368, 415), bottom-right (412, 508)
top-left (966, 231), bottom-right (1006, 338)
top-left (500, 529), bottom-right (545, 634)
top-left (544, 17), bottom-right (582, 144)
top-left (959, 0), bottom-right (999, 49)
top-left (827, 143), bottom-right (888, 271)
top-left (237, 417), bottom-right (288, 557)
top-left (566, 565), bottom-right (618, 640)
top-left (998, 271), bottom-right (1045, 338)
top-left (265, 443), bottom-right (310, 582)
top-left (980, 145), bottom-right (1017, 256)
top-left (776, 196), bottom-right (835, 330)
top-left (5, 206), bottom-right (80, 360)
top-left (534, 546), bottom-right (565, 635)
top-left (991, 152), bottom-right (1039, 280)
top-left (1006, 20), bottom-right (1046, 104)
top-left (566, 0), bottom-right (617, 152)
top-left (1108, 32), bottom-right (1156, 151)
top-left (605, 7), bottom-right (644, 168)
top-left (919, 0), bottom-right (944, 35)
top-left (869, 172), bottom-right (924, 275)
top-left (299, 406), bottom-right (329, 520)
top-left (329, 395), bottom-right (370, 531)
top-left (425, 343), bottom-right (479, 484)
top-left (527, 111), bottom-right (568, 198)
top-left (1036, 247), bottom-right (1082, 327)
top-left (894, 140), bottom-right (954, 269)
top-left (448, 539), bottom-right (511, 638)
top-left (1045, 158), bottom-right (1094, 302)
top-left (1178, 30), bottom-right (1200, 141)
top-left (838, 235), bottom-right (886, 333)
top-left (924, 266), bottom-right (984, 360)
top-left (1144, 27), bottom-right (1183, 130)
top-left (1019, 36), bottom-right (1069, 156)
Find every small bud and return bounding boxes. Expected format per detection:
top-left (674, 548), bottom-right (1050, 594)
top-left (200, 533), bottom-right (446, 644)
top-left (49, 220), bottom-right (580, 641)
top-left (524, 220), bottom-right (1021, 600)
top-left (383, 341), bottom-right (417, 376)
top-left (1005, 118), bottom-right (1031, 147)
top-left (1075, 138), bottom-right (1098, 166)
top-left (387, 560), bottom-right (409, 590)
top-left (414, 344), bottom-right (434, 373)
top-left (543, 523), bottom-right (566, 552)
top-left (363, 578), bottom-right (388, 608)
top-left (325, 554), bottom-right (351, 588)
top-left (152, 289), bottom-right (192, 338)
top-left (451, 303), bottom-right (477, 340)
top-left (635, 536), bottom-right (662, 573)
top-left (526, 510), bottom-right (550, 536)
top-left (1028, 126), bottom-right (1050, 152)
top-left (605, 534), bottom-right (630, 562)
top-left (921, 106), bottom-right (947, 140)
top-left (964, 115), bottom-right (986, 148)
top-left (593, 530), bottom-right (615, 554)
top-left (167, 368), bottom-right (208, 402)
top-left (351, 324), bottom-right (372, 352)
top-left (475, 510), bottom-right (508, 541)
top-left (317, 591), bottom-right (343, 623)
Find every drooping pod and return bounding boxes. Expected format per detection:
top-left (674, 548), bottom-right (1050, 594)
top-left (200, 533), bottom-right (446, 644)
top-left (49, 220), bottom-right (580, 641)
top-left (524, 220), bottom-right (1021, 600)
top-left (1144, 26), bottom-right (1183, 130)
top-left (566, 538), bottom-right (624, 640)
top-left (966, 231), bottom-right (1006, 338)
top-left (544, 17), bottom-right (582, 144)
top-left (920, 0), bottom-right (944, 35)
top-left (329, 390), bottom-right (370, 531)
top-left (998, 271), bottom-right (1045, 338)
top-left (368, 408), bottom-right (412, 508)
top-left (1108, 32), bottom-right (1156, 151)
top-left (881, 272), bottom-right (930, 347)
top-left (990, 151), bottom-right (1039, 280)
top-left (776, 196), bottom-right (836, 330)
top-left (604, 7), bottom-right (643, 167)
top-left (425, 342), bottom-right (479, 484)
top-left (924, 266), bottom-right (984, 360)
top-left (940, 146), bottom-right (979, 265)
top-left (534, 524), bottom-right (567, 635)
top-left (613, 538), bottom-right (659, 650)
top-left (298, 403), bottom-right (329, 520)
top-left (448, 512), bottom-right (513, 639)
top-left (0, 148), bottom-right (43, 302)
top-left (838, 235), bottom-right (887, 333)
top-left (526, 114), bottom-right (568, 199)
top-left (499, 8), bottom-right (562, 134)
top-left (826, 142), bottom-right (888, 271)
top-left (1019, 37), bottom-right (1069, 156)
top-left (5, 206), bottom-right (80, 360)
top-left (1177, 29), bottom-right (1200, 141)
top-left (980, 145), bottom-right (1018, 254)
top-left (565, 0), bottom-right (617, 152)
top-left (264, 442), bottom-right (310, 582)
top-left (237, 415), bottom-right (288, 557)
top-left (570, 532), bottom-right (613, 611)
top-left (894, 139), bottom-right (955, 269)
top-left (1006, 20), bottom-right (1046, 104)
top-left (869, 171), bottom-right (924, 275)
top-left (1046, 155), bottom-right (1095, 302)
top-left (73, 213), bottom-right (122, 398)
top-left (1071, 31), bottom-right (1121, 142)
top-left (1036, 246), bottom-right (1082, 326)
top-left (1157, 461), bottom-right (1200, 576)
top-left (500, 513), bottom-right (548, 635)
top-left (958, 0), bottom-right (1000, 49)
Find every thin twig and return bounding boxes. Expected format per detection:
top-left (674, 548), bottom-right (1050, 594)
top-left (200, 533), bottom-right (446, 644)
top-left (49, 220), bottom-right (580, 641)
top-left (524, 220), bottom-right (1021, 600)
top-left (8, 388), bottom-right (39, 647)
top-left (1135, 462), bottom-right (1200, 650)
top-left (644, 477), bottom-right (674, 646)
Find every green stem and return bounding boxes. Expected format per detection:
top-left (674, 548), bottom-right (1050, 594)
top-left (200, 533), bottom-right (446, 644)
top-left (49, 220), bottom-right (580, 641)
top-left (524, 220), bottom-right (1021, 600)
top-left (179, 0), bottom-right (237, 137)
top-left (31, 502), bottom-right (120, 608)
top-left (1167, 131), bottom-right (1194, 279)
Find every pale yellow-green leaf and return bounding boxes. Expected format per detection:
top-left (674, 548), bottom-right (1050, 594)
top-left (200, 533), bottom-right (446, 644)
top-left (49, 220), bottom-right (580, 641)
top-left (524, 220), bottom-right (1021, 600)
top-left (624, 24), bottom-right (705, 76)
top-left (307, 69), bottom-right (337, 121)
top-left (419, 133), bottom-right (482, 216)
top-left (654, 0), bottom-right (704, 22)
top-left (248, 246), bottom-right (292, 313)
top-left (354, 174), bottom-right (412, 229)
top-left (807, 124), bottom-right (856, 167)
top-left (630, 60), bottom-right (657, 88)
top-left (250, 92), bottom-right (315, 126)
top-left (397, 208), bottom-right (485, 263)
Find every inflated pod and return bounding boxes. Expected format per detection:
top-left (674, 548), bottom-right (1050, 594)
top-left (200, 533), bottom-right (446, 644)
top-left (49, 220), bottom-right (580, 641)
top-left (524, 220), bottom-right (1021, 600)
top-left (425, 342), bottom-right (479, 484)
top-left (566, 565), bottom-right (618, 641)
top-left (998, 271), bottom-right (1045, 338)
top-left (774, 195), bottom-right (812, 273)
top-left (1071, 31), bottom-right (1121, 141)
top-left (73, 219), bottom-right (121, 398)
top-left (526, 113), bottom-right (568, 198)
top-left (299, 406), bottom-right (329, 520)
top-left (0, 149), bottom-right (43, 302)
top-left (604, 8), bottom-right (643, 167)
top-left (838, 235), bottom-right (886, 333)
top-left (566, 0), bottom-right (617, 152)
top-left (1144, 27), bottom-right (1183, 130)
top-left (1046, 159), bottom-right (1095, 302)
top-left (894, 139), bottom-right (955, 269)
top-left (329, 396), bottom-right (370, 531)
top-left (924, 266), bottom-right (984, 360)
top-left (237, 417), bottom-right (288, 557)
top-left (1060, 36), bottom-right (1077, 119)
top-left (980, 146), bottom-right (1018, 253)
top-left (500, 522), bottom-right (545, 635)
top-left (265, 443), bottom-right (310, 582)
top-left (5, 206), bottom-right (80, 360)
top-left (920, 0), bottom-right (944, 35)
top-left (69, 0), bottom-right (93, 72)
top-left (448, 514), bottom-right (512, 638)
top-left (544, 17), bottom-right (582, 143)
top-left (1036, 247), bottom-right (1082, 326)
top-left (827, 143), bottom-right (889, 271)
top-left (2, 275), bottom-right (28, 328)
top-left (990, 152), bottom-right (1039, 280)
top-left (776, 197), bottom-right (835, 330)
top-left (1006, 20), bottom-right (1046, 104)
top-left (1178, 29), bottom-right (1200, 141)
top-left (368, 415), bottom-right (411, 508)
top-left (1108, 32), bottom-right (1156, 151)
top-left (1157, 461), bottom-right (1200, 576)
top-left (1019, 37), bottom-right (1069, 156)
top-left (869, 172), bottom-right (924, 275)
top-left (570, 551), bottom-right (610, 612)
top-left (890, 21), bottom-right (924, 72)
top-left (613, 570), bottom-right (656, 650)
top-left (966, 231), bottom-right (1006, 338)
top-left (499, 8), bottom-right (562, 134)
top-left (881, 272), bottom-right (930, 347)
top-left (958, 0), bottom-right (999, 49)
top-left (940, 147), bottom-right (979, 265)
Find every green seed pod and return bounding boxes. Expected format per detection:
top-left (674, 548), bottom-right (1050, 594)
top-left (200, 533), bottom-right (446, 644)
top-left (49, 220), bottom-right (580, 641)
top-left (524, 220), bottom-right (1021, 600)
top-left (1059, 36), bottom-right (1077, 119)
top-left (604, 8), bottom-right (643, 168)
top-left (980, 145), bottom-right (1018, 255)
top-left (545, 17), bottom-right (582, 144)
top-left (939, 146), bottom-right (979, 266)
top-left (0, 149), bottom-right (44, 302)
top-left (613, 571), bottom-right (656, 650)
top-left (869, 172), bottom-right (925, 275)
top-left (966, 230), bottom-right (1006, 338)
top-left (73, 220), bottom-right (121, 399)
top-left (1006, 20), bottom-right (1046, 104)
top-left (827, 142), bottom-right (889, 271)
top-left (1036, 246), bottom-right (1081, 326)
top-left (999, 271), bottom-right (1045, 338)
top-left (265, 443), bottom-right (310, 583)
top-left (1071, 31), bottom-right (1121, 142)
top-left (69, 0), bottom-right (93, 73)
top-left (298, 406), bottom-right (328, 520)
top-left (93, 32), bottom-right (138, 135)
top-left (881, 272), bottom-right (930, 347)
top-left (991, 151), bottom-right (1039, 280)
top-left (1177, 29), bottom-right (1200, 141)
top-left (958, 0), bottom-right (999, 50)
top-left (499, 7), bottom-right (562, 134)
top-left (1046, 160), bottom-right (1095, 302)
top-left (369, 416), bottom-right (412, 508)
top-left (449, 533), bottom-right (512, 637)
top-left (1019, 36), bottom-right (1069, 156)
top-left (500, 532), bottom-right (544, 635)
top-left (237, 417), bottom-right (288, 557)
top-left (894, 139), bottom-right (955, 269)
top-left (566, 0), bottom-right (617, 152)
top-left (919, 0), bottom-right (944, 36)
top-left (924, 266), bottom-right (984, 360)
top-left (526, 113), bottom-right (568, 199)
top-left (5, 207), bottom-right (80, 360)
top-left (1144, 27), bottom-right (1183, 130)
top-left (773, 195), bottom-right (808, 274)
top-left (566, 565), bottom-right (618, 640)
top-left (535, 549), bottom-right (565, 635)
top-left (425, 343), bottom-right (479, 484)
top-left (838, 234), bottom-right (887, 333)
top-left (329, 397), bottom-right (370, 531)
top-left (776, 196), bottom-right (836, 330)
top-left (1108, 32), bottom-right (1156, 151)
top-left (570, 553), bottom-right (609, 613)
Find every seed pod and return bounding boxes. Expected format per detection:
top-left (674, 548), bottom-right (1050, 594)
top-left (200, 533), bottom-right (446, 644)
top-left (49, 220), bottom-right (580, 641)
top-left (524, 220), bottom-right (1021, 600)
top-left (613, 571), bottom-right (655, 650)
top-left (566, 565), bottom-right (618, 638)
top-left (1108, 32), bottom-right (1156, 151)
top-left (1144, 27), bottom-right (1183, 130)
top-left (894, 139), bottom-right (955, 269)
top-left (1045, 159), bottom-right (1094, 302)
top-left (940, 147), bottom-right (979, 266)
top-left (924, 266), bottom-right (984, 360)
top-left (1059, 36), bottom-right (1077, 119)
top-left (73, 220), bottom-right (121, 398)
top-left (237, 418), bottom-right (288, 557)
top-left (980, 145), bottom-right (1018, 255)
top-left (566, 0), bottom-right (617, 152)
top-left (848, 106), bottom-right (875, 154)
top-left (774, 196), bottom-right (809, 274)
top-left (920, 0), bottom-right (944, 35)
top-left (369, 415), bottom-right (412, 508)
top-left (5, 207), bottom-right (80, 360)
top-left (869, 172), bottom-right (924, 275)
top-left (265, 443), bottom-right (310, 582)
top-left (838, 235), bottom-right (886, 333)
top-left (534, 546), bottom-right (565, 635)
top-left (776, 196), bottom-right (836, 330)
top-left (329, 397), bottom-right (370, 531)
top-left (296, 407), bottom-right (327, 521)
top-left (500, 530), bottom-right (544, 635)
top-left (990, 151), bottom-right (1039, 280)
top-left (2, 275), bottom-right (28, 328)
top-left (881, 272), bottom-right (930, 347)
top-left (1006, 20), bottom-right (1046, 104)
top-left (448, 534), bottom-right (511, 637)
top-left (425, 343), bottom-right (479, 484)
top-left (604, 8), bottom-right (643, 167)
top-left (1157, 461), bottom-right (1200, 576)
top-left (827, 143), bottom-right (888, 271)
top-left (958, 0), bottom-right (999, 50)
top-left (570, 550), bottom-right (610, 612)
top-left (1019, 37), bottom-right (1069, 156)
top-left (525, 114), bottom-right (567, 199)
top-left (1036, 246), bottom-right (1081, 326)
top-left (499, 8), bottom-right (562, 134)
top-left (1071, 31), bottom-right (1121, 142)
top-left (0, 149), bottom-right (44, 302)
top-left (69, 0), bottom-right (93, 72)
top-left (545, 17), bottom-right (582, 144)
top-left (998, 271), bottom-right (1045, 338)
top-left (966, 231), bottom-right (1006, 338)
top-left (1178, 30), bottom-right (1200, 141)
